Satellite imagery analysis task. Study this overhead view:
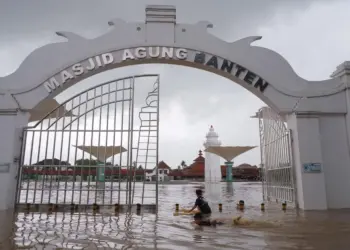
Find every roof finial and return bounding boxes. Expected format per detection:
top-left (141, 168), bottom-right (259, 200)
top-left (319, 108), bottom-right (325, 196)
top-left (210, 125), bottom-right (213, 128)
top-left (199, 150), bottom-right (202, 156)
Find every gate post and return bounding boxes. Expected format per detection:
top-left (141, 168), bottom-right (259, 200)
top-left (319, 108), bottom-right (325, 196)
top-left (327, 61), bottom-right (350, 208)
top-left (286, 113), bottom-right (327, 210)
top-left (0, 110), bottom-right (29, 211)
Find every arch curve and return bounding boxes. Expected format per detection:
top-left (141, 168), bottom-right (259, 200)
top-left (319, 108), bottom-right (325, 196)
top-left (0, 11), bottom-right (344, 114)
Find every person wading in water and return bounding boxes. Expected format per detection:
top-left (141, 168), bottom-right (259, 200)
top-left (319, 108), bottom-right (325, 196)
top-left (188, 189), bottom-right (213, 226)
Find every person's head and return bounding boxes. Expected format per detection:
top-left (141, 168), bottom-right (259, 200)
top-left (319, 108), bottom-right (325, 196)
top-left (195, 189), bottom-right (203, 197)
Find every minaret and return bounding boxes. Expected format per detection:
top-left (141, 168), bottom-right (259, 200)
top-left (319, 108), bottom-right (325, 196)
top-left (203, 125), bottom-right (222, 182)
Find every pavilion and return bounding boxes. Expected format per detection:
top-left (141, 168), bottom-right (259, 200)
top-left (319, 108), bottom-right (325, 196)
top-left (204, 146), bottom-right (256, 182)
top-left (29, 99), bottom-right (75, 122)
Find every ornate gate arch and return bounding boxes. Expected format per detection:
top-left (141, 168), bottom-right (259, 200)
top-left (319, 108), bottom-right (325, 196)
top-left (1, 6), bottom-right (342, 115)
top-left (0, 5), bottom-right (347, 211)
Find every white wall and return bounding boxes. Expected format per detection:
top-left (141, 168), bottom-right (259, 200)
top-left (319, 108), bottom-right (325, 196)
top-left (287, 114), bottom-right (328, 210)
top-left (319, 115), bottom-right (350, 208)
top-left (0, 112), bottom-right (29, 210)
top-left (145, 168), bottom-right (170, 181)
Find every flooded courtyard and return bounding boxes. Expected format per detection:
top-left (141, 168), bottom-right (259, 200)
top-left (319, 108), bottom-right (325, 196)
top-left (1, 182), bottom-right (350, 249)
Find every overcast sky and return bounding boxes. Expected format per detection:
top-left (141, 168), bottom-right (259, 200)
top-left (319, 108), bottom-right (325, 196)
top-left (1, 0), bottom-right (350, 168)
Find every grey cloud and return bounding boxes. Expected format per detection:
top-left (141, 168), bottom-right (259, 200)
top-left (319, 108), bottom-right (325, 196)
top-left (0, 0), bottom-right (342, 39)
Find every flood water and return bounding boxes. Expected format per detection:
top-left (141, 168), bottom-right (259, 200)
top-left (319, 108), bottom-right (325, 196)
top-left (1, 182), bottom-right (350, 249)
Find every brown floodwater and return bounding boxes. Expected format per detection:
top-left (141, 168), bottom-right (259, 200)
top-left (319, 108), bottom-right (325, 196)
top-left (1, 182), bottom-right (350, 249)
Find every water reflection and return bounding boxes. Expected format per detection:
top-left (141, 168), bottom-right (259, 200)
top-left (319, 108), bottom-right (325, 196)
top-left (1, 182), bottom-right (350, 249)
top-left (204, 182), bottom-right (222, 203)
top-left (226, 182), bottom-right (234, 193)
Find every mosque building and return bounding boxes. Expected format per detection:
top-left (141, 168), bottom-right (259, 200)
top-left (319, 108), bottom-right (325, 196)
top-left (168, 126), bottom-right (260, 181)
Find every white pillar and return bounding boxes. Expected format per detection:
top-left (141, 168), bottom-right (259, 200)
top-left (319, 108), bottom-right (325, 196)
top-left (287, 113), bottom-right (327, 210)
top-left (205, 152), bottom-right (221, 182)
top-left (203, 126), bottom-right (222, 183)
top-left (0, 111), bottom-right (29, 211)
top-left (322, 62), bottom-right (350, 209)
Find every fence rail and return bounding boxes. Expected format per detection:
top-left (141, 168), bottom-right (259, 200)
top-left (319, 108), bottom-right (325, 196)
top-left (258, 107), bottom-right (296, 205)
top-left (16, 75), bottom-right (160, 210)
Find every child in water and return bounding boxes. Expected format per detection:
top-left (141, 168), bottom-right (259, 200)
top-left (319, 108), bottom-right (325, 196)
top-left (188, 189), bottom-right (213, 226)
top-left (186, 189), bottom-right (254, 227)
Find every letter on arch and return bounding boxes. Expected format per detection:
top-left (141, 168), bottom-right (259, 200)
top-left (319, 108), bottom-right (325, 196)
top-left (43, 77), bottom-right (60, 93)
top-left (122, 49), bottom-right (135, 61)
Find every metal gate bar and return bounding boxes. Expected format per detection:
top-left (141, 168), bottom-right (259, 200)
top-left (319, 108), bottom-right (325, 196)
top-left (258, 107), bottom-right (296, 205)
top-left (132, 77), bottom-right (160, 209)
top-left (16, 74), bottom-right (159, 210)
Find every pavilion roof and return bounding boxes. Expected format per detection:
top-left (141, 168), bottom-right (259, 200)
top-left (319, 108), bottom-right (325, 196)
top-left (73, 145), bottom-right (127, 162)
top-left (204, 146), bottom-right (256, 162)
top-left (29, 99), bottom-right (75, 122)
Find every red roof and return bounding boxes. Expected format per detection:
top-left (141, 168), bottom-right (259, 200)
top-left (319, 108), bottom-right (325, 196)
top-left (22, 168), bottom-right (146, 176)
top-left (193, 150), bottom-right (205, 163)
top-left (237, 163), bottom-right (258, 169)
top-left (168, 169), bottom-right (184, 176)
top-left (181, 150), bottom-right (205, 176)
top-left (167, 150), bottom-right (259, 178)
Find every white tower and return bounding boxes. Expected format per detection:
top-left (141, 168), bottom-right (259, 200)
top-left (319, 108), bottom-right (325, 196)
top-left (203, 125), bottom-right (222, 182)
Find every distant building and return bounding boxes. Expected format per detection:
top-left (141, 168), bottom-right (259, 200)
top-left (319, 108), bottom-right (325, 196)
top-left (231, 163), bottom-right (260, 180)
top-left (168, 150), bottom-right (260, 181)
top-left (145, 161), bottom-right (172, 182)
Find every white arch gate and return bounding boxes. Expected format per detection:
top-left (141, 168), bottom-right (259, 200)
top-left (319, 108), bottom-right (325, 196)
top-left (0, 5), bottom-right (350, 211)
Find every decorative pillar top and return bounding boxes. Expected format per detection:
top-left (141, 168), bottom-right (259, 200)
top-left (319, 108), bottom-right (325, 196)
top-left (204, 125), bottom-right (222, 148)
top-left (330, 61), bottom-right (350, 78)
top-left (146, 5), bottom-right (176, 24)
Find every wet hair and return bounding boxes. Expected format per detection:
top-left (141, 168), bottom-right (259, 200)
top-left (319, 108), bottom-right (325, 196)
top-left (195, 189), bottom-right (203, 196)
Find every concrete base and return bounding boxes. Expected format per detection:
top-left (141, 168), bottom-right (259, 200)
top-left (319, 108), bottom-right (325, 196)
top-left (15, 203), bottom-right (157, 214)
top-left (0, 210), bottom-right (15, 248)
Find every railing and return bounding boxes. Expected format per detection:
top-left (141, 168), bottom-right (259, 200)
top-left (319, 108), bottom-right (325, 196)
top-left (16, 75), bottom-right (159, 210)
top-left (258, 107), bottom-right (296, 205)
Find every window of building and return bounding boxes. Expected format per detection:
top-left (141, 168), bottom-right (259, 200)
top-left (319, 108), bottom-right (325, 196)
top-left (159, 170), bottom-right (163, 174)
top-left (164, 170), bottom-right (167, 174)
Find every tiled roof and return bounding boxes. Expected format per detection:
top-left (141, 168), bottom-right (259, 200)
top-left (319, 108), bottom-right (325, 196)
top-left (236, 163), bottom-right (258, 168)
top-left (167, 151), bottom-right (259, 178)
top-left (193, 150), bottom-right (205, 162)
top-left (168, 169), bottom-right (184, 176)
